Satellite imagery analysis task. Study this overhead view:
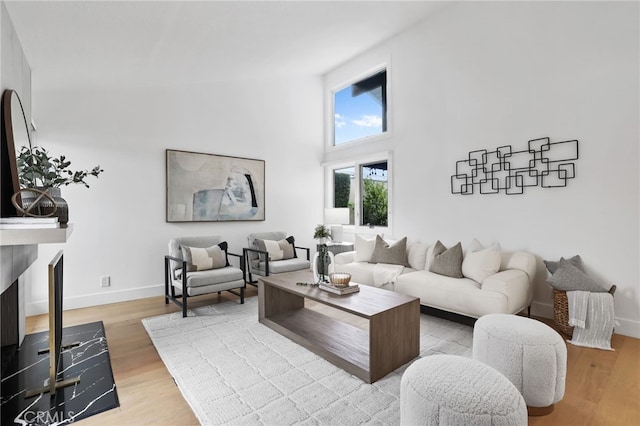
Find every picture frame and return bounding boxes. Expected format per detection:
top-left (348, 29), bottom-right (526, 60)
top-left (166, 149), bottom-right (265, 222)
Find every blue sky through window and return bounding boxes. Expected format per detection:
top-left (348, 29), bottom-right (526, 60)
top-left (334, 85), bottom-right (383, 145)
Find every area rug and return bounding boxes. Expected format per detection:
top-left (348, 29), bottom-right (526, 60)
top-left (142, 297), bottom-right (472, 425)
top-left (1, 321), bottom-right (119, 425)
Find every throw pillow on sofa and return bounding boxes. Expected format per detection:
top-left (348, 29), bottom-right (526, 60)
top-left (462, 241), bottom-right (501, 283)
top-left (354, 234), bottom-right (382, 262)
top-left (369, 235), bottom-right (411, 267)
top-left (429, 241), bottom-right (464, 278)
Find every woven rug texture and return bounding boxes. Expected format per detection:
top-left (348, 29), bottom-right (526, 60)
top-left (142, 297), bottom-right (472, 425)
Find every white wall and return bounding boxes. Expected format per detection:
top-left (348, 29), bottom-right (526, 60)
top-left (325, 1), bottom-right (639, 337)
top-left (25, 77), bottom-right (324, 313)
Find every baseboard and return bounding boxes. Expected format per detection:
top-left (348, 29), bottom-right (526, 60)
top-left (25, 284), bottom-right (164, 316)
top-left (531, 300), bottom-right (554, 319)
top-left (531, 301), bottom-right (640, 339)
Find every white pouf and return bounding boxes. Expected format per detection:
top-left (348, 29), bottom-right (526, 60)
top-left (473, 314), bottom-right (567, 414)
top-left (400, 355), bottom-right (527, 426)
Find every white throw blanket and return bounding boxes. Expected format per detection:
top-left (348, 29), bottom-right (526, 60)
top-left (567, 290), bottom-right (618, 351)
top-left (373, 263), bottom-right (404, 287)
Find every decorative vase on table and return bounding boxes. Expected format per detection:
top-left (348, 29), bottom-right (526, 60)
top-left (19, 187), bottom-right (69, 224)
top-left (312, 225), bottom-right (333, 283)
top-left (313, 244), bottom-right (335, 284)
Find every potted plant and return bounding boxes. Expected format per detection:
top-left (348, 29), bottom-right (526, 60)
top-left (14, 145), bottom-right (104, 223)
top-left (313, 224), bottom-right (331, 244)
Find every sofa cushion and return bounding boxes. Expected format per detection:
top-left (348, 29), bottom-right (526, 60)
top-left (354, 234), bottom-right (380, 262)
top-left (181, 242), bottom-right (229, 272)
top-left (462, 243), bottom-right (501, 283)
top-left (369, 235), bottom-right (410, 267)
top-left (395, 270), bottom-right (509, 318)
top-left (429, 241), bottom-right (463, 278)
top-left (407, 242), bottom-right (429, 271)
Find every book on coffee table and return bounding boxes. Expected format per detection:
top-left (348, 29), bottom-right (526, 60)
top-left (319, 283), bottom-right (360, 295)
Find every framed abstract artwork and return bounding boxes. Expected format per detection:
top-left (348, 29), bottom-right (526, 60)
top-left (166, 149), bottom-right (265, 222)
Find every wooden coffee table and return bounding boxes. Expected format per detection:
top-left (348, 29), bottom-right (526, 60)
top-left (258, 270), bottom-right (420, 383)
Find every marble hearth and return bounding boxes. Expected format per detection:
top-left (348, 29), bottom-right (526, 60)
top-left (1, 321), bottom-right (120, 425)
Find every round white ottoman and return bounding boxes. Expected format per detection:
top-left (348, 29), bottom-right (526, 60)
top-left (400, 355), bottom-right (527, 426)
top-left (473, 314), bottom-right (567, 415)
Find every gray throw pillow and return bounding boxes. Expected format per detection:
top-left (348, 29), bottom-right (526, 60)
top-left (181, 242), bottom-right (229, 272)
top-left (255, 237), bottom-right (295, 261)
top-left (429, 241), bottom-right (463, 278)
top-left (369, 235), bottom-right (410, 267)
top-left (544, 255), bottom-right (584, 275)
top-left (547, 258), bottom-right (608, 292)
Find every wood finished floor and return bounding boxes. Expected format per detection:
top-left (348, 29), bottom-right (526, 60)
top-left (25, 287), bottom-right (640, 425)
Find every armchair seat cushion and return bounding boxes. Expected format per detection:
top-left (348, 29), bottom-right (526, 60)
top-left (183, 279), bottom-right (246, 297)
top-left (251, 258), bottom-right (310, 276)
top-left (176, 266), bottom-right (244, 288)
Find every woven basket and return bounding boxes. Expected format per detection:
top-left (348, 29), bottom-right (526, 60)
top-left (552, 284), bottom-right (616, 338)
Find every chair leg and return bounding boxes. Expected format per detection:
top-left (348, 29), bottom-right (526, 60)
top-left (182, 275), bottom-right (188, 318)
top-left (528, 306), bottom-right (531, 317)
top-left (164, 257), bottom-right (170, 304)
top-left (240, 286), bottom-right (245, 304)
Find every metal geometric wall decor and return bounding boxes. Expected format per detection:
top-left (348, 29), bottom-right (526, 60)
top-left (451, 137), bottom-right (579, 195)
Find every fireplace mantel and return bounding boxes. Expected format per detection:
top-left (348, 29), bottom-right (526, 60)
top-left (0, 223), bottom-right (74, 246)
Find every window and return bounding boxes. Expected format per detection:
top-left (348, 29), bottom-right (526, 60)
top-left (333, 167), bottom-right (355, 224)
top-left (331, 159), bottom-right (388, 228)
top-left (333, 69), bottom-right (387, 146)
top-left (360, 161), bottom-right (388, 227)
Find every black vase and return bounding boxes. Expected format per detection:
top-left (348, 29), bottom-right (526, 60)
top-left (20, 187), bottom-right (69, 224)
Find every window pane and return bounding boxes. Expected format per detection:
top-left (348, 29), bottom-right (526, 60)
top-left (334, 70), bottom-right (387, 145)
top-left (361, 161), bottom-right (388, 227)
top-left (333, 167), bottom-right (354, 225)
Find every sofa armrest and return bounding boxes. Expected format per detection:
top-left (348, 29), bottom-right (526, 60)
top-left (335, 251), bottom-right (355, 265)
top-left (500, 251), bottom-right (536, 281)
top-left (482, 269), bottom-right (532, 313)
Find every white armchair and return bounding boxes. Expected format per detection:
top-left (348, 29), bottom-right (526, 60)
top-left (165, 235), bottom-right (245, 317)
top-left (244, 231), bottom-right (310, 285)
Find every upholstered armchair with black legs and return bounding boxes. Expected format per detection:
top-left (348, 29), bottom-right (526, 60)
top-left (244, 231), bottom-right (310, 285)
top-left (165, 235), bottom-right (245, 317)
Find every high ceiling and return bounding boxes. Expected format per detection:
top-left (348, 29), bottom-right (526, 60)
top-left (4, 0), bottom-right (450, 91)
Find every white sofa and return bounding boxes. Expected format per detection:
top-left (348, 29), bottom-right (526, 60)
top-left (334, 239), bottom-right (536, 319)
